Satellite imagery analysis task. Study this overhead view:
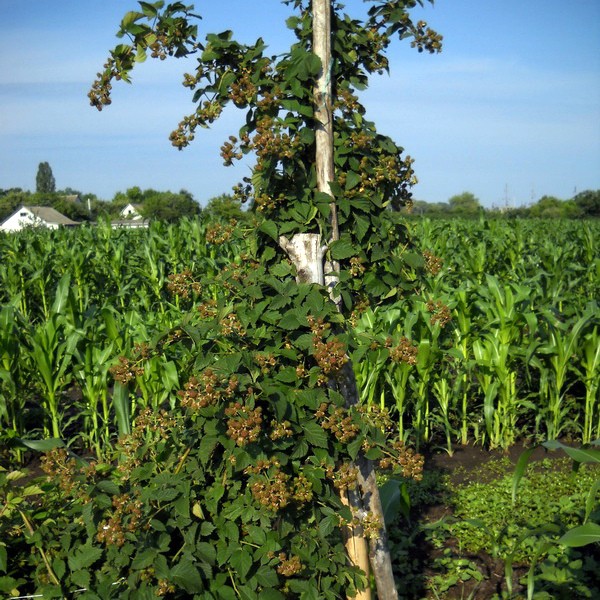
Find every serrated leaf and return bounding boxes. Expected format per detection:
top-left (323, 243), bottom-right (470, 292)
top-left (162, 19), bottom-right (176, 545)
top-left (318, 515), bottom-right (338, 537)
top-left (198, 435), bottom-right (219, 465)
top-left (329, 239), bottom-right (356, 260)
top-left (402, 252), bottom-right (425, 269)
top-left (230, 548), bottom-right (253, 579)
top-left (302, 421), bottom-right (329, 448)
top-left (259, 220), bottom-right (278, 241)
top-left (132, 548), bottom-right (158, 570)
top-left (68, 545), bottom-right (103, 571)
top-left (278, 310), bottom-right (304, 330)
top-left (196, 542), bottom-right (217, 565)
top-left (96, 479), bottom-right (120, 495)
top-left (171, 559), bottom-right (204, 593)
top-left (345, 171), bottom-right (361, 191)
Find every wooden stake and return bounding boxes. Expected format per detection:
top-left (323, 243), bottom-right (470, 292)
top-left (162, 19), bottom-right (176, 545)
top-left (312, 2), bottom-right (399, 598)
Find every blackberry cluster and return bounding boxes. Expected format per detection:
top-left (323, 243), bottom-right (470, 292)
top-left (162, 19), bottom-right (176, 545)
top-left (96, 492), bottom-right (145, 548)
top-left (316, 403), bottom-right (359, 443)
top-left (423, 251), bottom-right (443, 276)
top-left (225, 402), bottom-right (263, 447)
top-left (426, 299), bottom-right (452, 327)
top-left (276, 553), bottom-right (303, 577)
top-left (178, 369), bottom-right (239, 410)
top-left (389, 337), bottom-right (418, 365)
top-left (166, 269), bottom-right (201, 298)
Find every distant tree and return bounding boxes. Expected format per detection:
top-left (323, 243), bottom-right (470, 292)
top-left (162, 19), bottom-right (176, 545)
top-left (0, 187), bottom-right (24, 197)
top-left (527, 195), bottom-right (580, 218)
top-left (140, 190), bottom-right (201, 222)
top-left (572, 190), bottom-right (600, 218)
top-left (448, 191), bottom-right (481, 215)
top-left (52, 197), bottom-right (91, 222)
top-left (203, 193), bottom-right (248, 221)
top-left (111, 186), bottom-right (146, 209)
top-left (35, 162), bottom-right (56, 194)
top-left (0, 189), bottom-right (31, 222)
top-left (408, 200), bottom-right (451, 216)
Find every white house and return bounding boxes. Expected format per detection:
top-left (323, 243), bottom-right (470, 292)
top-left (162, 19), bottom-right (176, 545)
top-left (0, 206), bottom-right (79, 233)
top-left (120, 203), bottom-right (144, 220)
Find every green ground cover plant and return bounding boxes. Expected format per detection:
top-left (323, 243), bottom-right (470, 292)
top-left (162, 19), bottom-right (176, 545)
top-left (384, 443), bottom-right (600, 599)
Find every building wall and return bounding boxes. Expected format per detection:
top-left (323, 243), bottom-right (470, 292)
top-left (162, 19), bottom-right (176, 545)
top-left (0, 209), bottom-right (57, 232)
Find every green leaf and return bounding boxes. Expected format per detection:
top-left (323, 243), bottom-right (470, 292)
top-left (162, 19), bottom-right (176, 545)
top-left (51, 273), bottom-right (72, 315)
top-left (68, 544), bottom-right (103, 571)
top-left (402, 252), bottom-right (425, 269)
top-left (559, 522), bottom-right (600, 547)
top-left (318, 515), bottom-right (338, 538)
top-left (70, 569), bottom-right (91, 590)
top-left (0, 546), bottom-right (6, 573)
top-left (135, 43), bottom-right (147, 63)
top-left (120, 11), bottom-right (142, 29)
top-left (345, 171), bottom-right (361, 191)
top-left (279, 310), bottom-right (304, 330)
top-left (132, 548), bottom-right (158, 570)
top-left (171, 559), bottom-right (204, 593)
top-left (16, 437), bottom-right (65, 451)
top-left (259, 220), bottom-right (278, 241)
top-left (542, 440), bottom-right (600, 464)
top-left (302, 421), bottom-right (329, 449)
top-left (230, 548), bottom-right (253, 579)
top-left (511, 446), bottom-right (537, 505)
top-left (217, 585), bottom-right (238, 600)
top-left (196, 542), bottom-right (217, 565)
top-left (96, 480), bottom-right (120, 495)
top-left (198, 435), bottom-right (219, 465)
top-left (256, 568), bottom-right (281, 591)
top-left (276, 366), bottom-right (298, 383)
top-left (0, 576), bottom-right (21, 594)
top-left (112, 381), bottom-right (131, 437)
top-left (329, 239), bottom-right (356, 260)
top-left (271, 261), bottom-right (293, 278)
top-left (139, 2), bottom-right (160, 18)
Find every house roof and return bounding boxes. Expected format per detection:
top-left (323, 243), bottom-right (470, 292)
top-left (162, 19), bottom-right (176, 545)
top-left (25, 206), bottom-right (79, 226)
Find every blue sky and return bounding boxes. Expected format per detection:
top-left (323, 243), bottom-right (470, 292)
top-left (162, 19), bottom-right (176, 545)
top-left (1, 0), bottom-right (598, 208)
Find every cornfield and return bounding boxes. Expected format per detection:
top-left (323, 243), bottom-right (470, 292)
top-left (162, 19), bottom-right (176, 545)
top-left (0, 217), bottom-right (598, 462)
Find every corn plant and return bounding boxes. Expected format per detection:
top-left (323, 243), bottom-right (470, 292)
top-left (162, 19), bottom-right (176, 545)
top-left (577, 327), bottom-right (600, 444)
top-left (528, 303), bottom-right (598, 440)
top-left (73, 340), bottom-right (116, 458)
top-left (0, 305), bottom-right (29, 461)
top-left (431, 376), bottom-right (456, 455)
top-left (25, 274), bottom-right (83, 439)
top-left (448, 284), bottom-right (477, 445)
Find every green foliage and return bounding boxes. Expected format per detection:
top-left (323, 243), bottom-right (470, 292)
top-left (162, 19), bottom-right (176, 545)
top-left (88, 0), bottom-right (443, 315)
top-left (139, 189), bottom-right (201, 222)
top-left (383, 447), bottom-right (600, 599)
top-left (0, 236), bottom-right (424, 596)
top-left (450, 458), bottom-right (598, 561)
top-left (35, 162), bottom-right (56, 194)
top-left (448, 191), bottom-right (481, 215)
top-left (572, 189), bottom-right (600, 218)
top-left (203, 194), bottom-right (249, 222)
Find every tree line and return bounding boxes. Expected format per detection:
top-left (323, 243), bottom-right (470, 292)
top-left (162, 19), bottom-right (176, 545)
top-left (411, 190), bottom-right (600, 218)
top-left (2, 163), bottom-right (598, 225)
top-left (0, 162), bottom-right (250, 224)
